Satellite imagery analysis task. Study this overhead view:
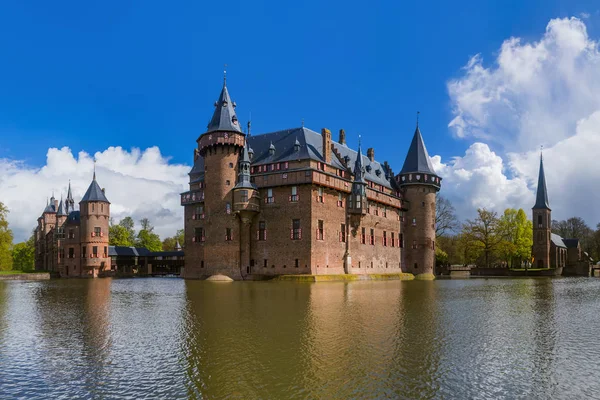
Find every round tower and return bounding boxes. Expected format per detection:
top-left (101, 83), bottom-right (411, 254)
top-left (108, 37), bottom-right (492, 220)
top-left (397, 123), bottom-right (442, 279)
top-left (79, 172), bottom-right (110, 278)
top-left (195, 79), bottom-right (246, 279)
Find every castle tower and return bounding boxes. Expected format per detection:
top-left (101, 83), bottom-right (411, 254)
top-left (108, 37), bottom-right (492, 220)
top-left (532, 153), bottom-right (551, 269)
top-left (56, 197), bottom-right (68, 275)
top-left (79, 171), bottom-right (110, 278)
top-left (397, 123), bottom-right (441, 279)
top-left (190, 77), bottom-right (246, 279)
top-left (348, 140), bottom-right (368, 216)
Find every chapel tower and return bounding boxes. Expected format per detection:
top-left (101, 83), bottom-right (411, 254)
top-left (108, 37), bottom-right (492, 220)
top-left (79, 171), bottom-right (110, 278)
top-left (397, 122), bottom-right (441, 279)
top-left (532, 153), bottom-right (551, 269)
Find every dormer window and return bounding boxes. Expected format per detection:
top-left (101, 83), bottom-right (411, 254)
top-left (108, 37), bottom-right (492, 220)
top-left (375, 169), bottom-right (381, 176)
top-left (231, 115), bottom-right (238, 125)
top-left (366, 165), bottom-right (372, 172)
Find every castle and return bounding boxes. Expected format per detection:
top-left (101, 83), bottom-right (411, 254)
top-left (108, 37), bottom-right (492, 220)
top-left (181, 79), bottom-right (442, 280)
top-left (34, 173), bottom-right (111, 277)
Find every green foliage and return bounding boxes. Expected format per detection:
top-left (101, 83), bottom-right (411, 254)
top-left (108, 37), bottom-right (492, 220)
top-left (11, 234), bottom-right (35, 271)
top-left (0, 202), bottom-right (13, 271)
top-left (135, 219), bottom-right (162, 252)
top-left (109, 224), bottom-right (134, 246)
top-left (162, 229), bottom-right (184, 251)
top-left (497, 208), bottom-right (533, 267)
top-left (461, 208), bottom-right (504, 268)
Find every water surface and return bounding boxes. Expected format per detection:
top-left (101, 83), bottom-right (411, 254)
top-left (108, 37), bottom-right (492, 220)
top-left (1, 278), bottom-right (599, 399)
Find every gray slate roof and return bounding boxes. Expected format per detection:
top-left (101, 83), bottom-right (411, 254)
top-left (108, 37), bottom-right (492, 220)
top-left (563, 238), bottom-right (580, 248)
top-left (246, 127), bottom-right (393, 189)
top-left (43, 202), bottom-right (56, 214)
top-left (400, 126), bottom-right (437, 175)
top-left (57, 199), bottom-right (67, 216)
top-left (206, 84), bottom-right (242, 133)
top-left (65, 211), bottom-right (80, 225)
top-left (189, 154), bottom-right (205, 180)
top-left (551, 233), bottom-right (567, 248)
top-left (81, 177), bottom-right (110, 203)
top-left (534, 155), bottom-right (550, 210)
top-left (109, 246), bottom-right (151, 257)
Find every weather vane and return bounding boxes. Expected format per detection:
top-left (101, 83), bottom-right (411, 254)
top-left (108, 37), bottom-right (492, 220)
top-left (224, 63), bottom-right (227, 84)
top-left (417, 111), bottom-right (420, 126)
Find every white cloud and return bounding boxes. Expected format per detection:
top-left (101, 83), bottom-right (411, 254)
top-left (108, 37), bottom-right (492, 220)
top-left (0, 146), bottom-right (189, 242)
top-left (442, 17), bottom-right (600, 227)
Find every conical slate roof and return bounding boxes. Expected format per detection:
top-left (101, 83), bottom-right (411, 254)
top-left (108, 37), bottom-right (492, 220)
top-left (533, 154), bottom-right (550, 210)
top-left (206, 83), bottom-right (242, 133)
top-left (57, 198), bottom-right (67, 216)
top-left (400, 126), bottom-right (436, 175)
top-left (353, 141), bottom-right (366, 184)
top-left (80, 176), bottom-right (110, 203)
top-left (235, 141), bottom-right (256, 189)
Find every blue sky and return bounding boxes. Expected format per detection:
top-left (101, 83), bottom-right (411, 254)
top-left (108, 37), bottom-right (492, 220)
top-left (3, 1), bottom-right (600, 242)
top-left (0, 0), bottom-right (597, 169)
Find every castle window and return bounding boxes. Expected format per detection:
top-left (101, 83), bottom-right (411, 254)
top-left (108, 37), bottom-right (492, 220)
top-left (290, 186), bottom-right (299, 202)
top-left (68, 247), bottom-right (74, 259)
top-left (201, 261), bottom-right (204, 268)
top-left (194, 205), bottom-right (204, 220)
top-left (414, 263), bottom-right (418, 269)
top-left (264, 259), bottom-right (267, 268)
top-left (82, 246), bottom-right (86, 258)
top-left (93, 227), bottom-right (101, 237)
top-left (412, 240), bottom-right (417, 249)
top-left (370, 229), bottom-right (375, 245)
top-left (317, 187), bottom-right (324, 203)
top-left (92, 204), bottom-right (95, 212)
top-left (240, 190), bottom-right (248, 203)
top-left (92, 246), bottom-right (98, 258)
top-left (226, 202), bottom-right (231, 214)
top-left (265, 189), bottom-right (274, 204)
top-left (318, 162), bottom-right (325, 171)
top-left (258, 221), bottom-right (267, 241)
top-left (374, 206), bottom-right (379, 216)
top-left (101, 204), bottom-right (104, 212)
top-left (226, 180), bottom-right (231, 186)
top-left (104, 246), bottom-right (107, 258)
top-left (383, 206), bottom-right (387, 218)
top-left (284, 162), bottom-right (289, 169)
top-left (391, 232), bottom-right (395, 248)
top-left (194, 227), bottom-right (205, 243)
top-left (400, 233), bottom-right (403, 248)
top-left (295, 259), bottom-right (299, 268)
top-left (367, 202), bottom-right (371, 214)
top-left (383, 231), bottom-right (387, 247)
top-left (340, 224), bottom-right (346, 243)
top-left (337, 193), bottom-right (344, 207)
top-left (412, 218), bottom-right (417, 226)
top-left (538, 215), bottom-right (543, 228)
top-left (225, 228), bottom-right (232, 241)
top-left (361, 227), bottom-right (366, 244)
top-left (229, 163), bottom-right (234, 168)
top-left (291, 219), bottom-right (302, 240)
top-left (317, 220), bottom-right (324, 240)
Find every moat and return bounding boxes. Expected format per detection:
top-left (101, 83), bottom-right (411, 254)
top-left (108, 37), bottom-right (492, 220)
top-left (1, 278), bottom-right (600, 399)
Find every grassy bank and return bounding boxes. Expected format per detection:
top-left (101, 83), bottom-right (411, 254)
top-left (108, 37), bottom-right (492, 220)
top-left (0, 270), bottom-right (46, 275)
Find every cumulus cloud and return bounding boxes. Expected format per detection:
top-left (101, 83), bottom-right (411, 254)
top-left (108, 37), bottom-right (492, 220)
top-left (0, 146), bottom-right (189, 242)
top-left (442, 17), bottom-right (600, 226)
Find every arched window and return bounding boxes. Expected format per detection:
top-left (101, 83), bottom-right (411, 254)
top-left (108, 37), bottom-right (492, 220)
top-left (225, 203), bottom-right (231, 214)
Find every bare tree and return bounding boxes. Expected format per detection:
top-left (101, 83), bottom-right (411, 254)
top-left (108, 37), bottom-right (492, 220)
top-left (436, 193), bottom-right (459, 238)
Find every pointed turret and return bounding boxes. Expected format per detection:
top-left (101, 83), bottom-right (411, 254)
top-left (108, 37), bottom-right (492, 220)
top-left (66, 181), bottom-right (75, 213)
top-left (206, 82), bottom-right (242, 133)
top-left (400, 125), bottom-right (437, 175)
top-left (57, 197), bottom-right (67, 216)
top-left (81, 173), bottom-right (110, 204)
top-left (175, 240), bottom-right (182, 251)
top-left (349, 139), bottom-right (367, 215)
top-left (353, 141), bottom-right (366, 184)
top-left (234, 141), bottom-right (256, 189)
top-left (533, 153), bottom-right (550, 210)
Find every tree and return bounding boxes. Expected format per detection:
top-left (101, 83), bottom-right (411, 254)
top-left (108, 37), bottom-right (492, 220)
top-left (552, 217), bottom-right (594, 258)
top-left (461, 208), bottom-right (504, 268)
top-left (497, 208), bottom-right (533, 267)
top-left (135, 218), bottom-right (162, 252)
top-left (162, 229), bottom-right (184, 251)
top-left (0, 202), bottom-right (13, 271)
top-left (109, 224), bottom-right (134, 246)
top-left (136, 230), bottom-right (162, 252)
top-left (12, 234), bottom-right (35, 271)
top-left (119, 217), bottom-right (136, 239)
top-left (436, 194), bottom-right (459, 238)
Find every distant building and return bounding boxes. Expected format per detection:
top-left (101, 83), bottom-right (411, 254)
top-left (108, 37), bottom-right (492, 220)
top-left (532, 154), bottom-right (587, 273)
top-left (181, 79), bottom-right (442, 280)
top-left (34, 173), bottom-right (111, 277)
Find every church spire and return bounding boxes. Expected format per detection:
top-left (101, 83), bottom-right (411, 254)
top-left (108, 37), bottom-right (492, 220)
top-left (533, 152), bottom-right (550, 210)
top-left (206, 77), bottom-right (242, 134)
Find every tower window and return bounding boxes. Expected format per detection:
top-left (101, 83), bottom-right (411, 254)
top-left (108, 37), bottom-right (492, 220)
top-left (226, 202), bottom-right (231, 214)
top-left (92, 204), bottom-right (95, 212)
top-left (317, 220), bottom-right (324, 240)
top-left (412, 218), bottom-right (417, 226)
top-left (264, 259), bottom-right (267, 268)
top-left (229, 163), bottom-right (234, 168)
top-left (340, 224), bottom-right (346, 243)
top-left (317, 187), bottom-right (324, 203)
top-left (290, 186), bottom-right (298, 202)
top-left (412, 240), bottom-right (417, 249)
top-left (258, 221), bottom-right (267, 241)
top-left (225, 228), bottom-right (232, 241)
top-left (538, 215), bottom-right (543, 228)
top-left (291, 219), bottom-right (302, 240)
top-left (265, 189), bottom-right (274, 204)
top-left (361, 227), bottom-right (366, 244)
top-left (240, 190), bottom-right (248, 203)
top-left (370, 229), bottom-right (375, 245)
top-left (383, 231), bottom-right (387, 246)
top-left (391, 232), bottom-right (395, 248)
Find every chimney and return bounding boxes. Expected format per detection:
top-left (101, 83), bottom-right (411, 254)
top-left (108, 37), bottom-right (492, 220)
top-left (321, 128), bottom-right (332, 163)
top-left (339, 129), bottom-right (346, 145)
top-left (367, 148), bottom-right (375, 162)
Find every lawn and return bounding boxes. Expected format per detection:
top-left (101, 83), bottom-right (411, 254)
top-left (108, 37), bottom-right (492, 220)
top-left (0, 270), bottom-right (40, 275)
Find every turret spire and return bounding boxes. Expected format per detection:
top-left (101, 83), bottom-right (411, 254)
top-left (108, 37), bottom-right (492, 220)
top-left (234, 140), bottom-right (256, 189)
top-left (353, 136), bottom-right (366, 184)
top-left (533, 151), bottom-right (550, 210)
top-left (206, 75), bottom-right (242, 134)
top-left (400, 124), bottom-right (436, 175)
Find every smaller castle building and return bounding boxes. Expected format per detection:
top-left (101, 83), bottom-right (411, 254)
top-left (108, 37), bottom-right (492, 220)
top-left (34, 173), bottom-right (111, 277)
